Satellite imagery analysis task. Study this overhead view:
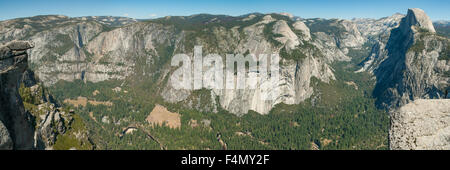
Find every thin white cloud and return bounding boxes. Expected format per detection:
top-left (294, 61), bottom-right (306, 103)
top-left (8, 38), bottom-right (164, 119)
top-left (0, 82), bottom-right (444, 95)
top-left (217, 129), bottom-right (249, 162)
top-left (123, 13), bottom-right (129, 17)
top-left (149, 14), bottom-right (157, 18)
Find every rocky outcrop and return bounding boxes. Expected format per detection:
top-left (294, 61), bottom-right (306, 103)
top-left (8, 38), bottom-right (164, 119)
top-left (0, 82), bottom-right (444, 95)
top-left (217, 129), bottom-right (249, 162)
top-left (0, 120), bottom-right (13, 149)
top-left (0, 41), bottom-right (35, 149)
top-left (390, 99), bottom-right (450, 150)
top-left (0, 41), bottom-right (70, 149)
top-left (34, 102), bottom-right (72, 149)
top-left (273, 20), bottom-right (300, 50)
top-left (18, 70), bottom-right (91, 150)
top-left (293, 21), bottom-right (311, 41)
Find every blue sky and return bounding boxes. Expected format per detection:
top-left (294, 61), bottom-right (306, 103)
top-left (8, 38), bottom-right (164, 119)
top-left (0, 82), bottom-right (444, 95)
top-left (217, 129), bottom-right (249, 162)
top-left (0, 0), bottom-right (448, 21)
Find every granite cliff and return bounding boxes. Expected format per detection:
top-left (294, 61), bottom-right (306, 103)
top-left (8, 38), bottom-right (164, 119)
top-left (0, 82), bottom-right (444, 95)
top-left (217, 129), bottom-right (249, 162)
top-left (0, 41), bottom-right (35, 149)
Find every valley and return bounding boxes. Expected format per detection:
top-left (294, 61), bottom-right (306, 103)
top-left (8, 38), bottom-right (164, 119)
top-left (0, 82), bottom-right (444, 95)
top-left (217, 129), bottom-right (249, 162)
top-left (1, 8), bottom-right (448, 150)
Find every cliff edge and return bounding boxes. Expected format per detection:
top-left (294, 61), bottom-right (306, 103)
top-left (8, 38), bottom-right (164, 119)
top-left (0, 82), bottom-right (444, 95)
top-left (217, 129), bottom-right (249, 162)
top-left (0, 41), bottom-right (35, 149)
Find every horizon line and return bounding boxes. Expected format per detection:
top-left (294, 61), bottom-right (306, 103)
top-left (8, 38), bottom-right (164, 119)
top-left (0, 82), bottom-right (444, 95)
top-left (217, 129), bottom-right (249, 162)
top-left (1, 11), bottom-right (448, 22)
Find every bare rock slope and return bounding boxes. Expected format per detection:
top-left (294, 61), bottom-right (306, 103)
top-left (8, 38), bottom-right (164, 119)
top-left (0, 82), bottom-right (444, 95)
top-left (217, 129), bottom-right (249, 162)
top-left (390, 99), bottom-right (450, 150)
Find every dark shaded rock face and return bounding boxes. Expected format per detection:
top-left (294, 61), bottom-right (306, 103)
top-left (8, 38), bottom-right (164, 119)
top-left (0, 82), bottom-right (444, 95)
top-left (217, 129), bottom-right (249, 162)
top-left (0, 41), bottom-right (35, 149)
top-left (21, 69), bottom-right (38, 88)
